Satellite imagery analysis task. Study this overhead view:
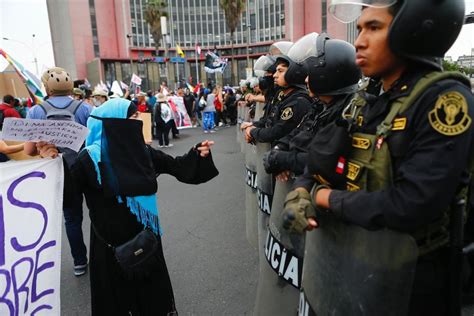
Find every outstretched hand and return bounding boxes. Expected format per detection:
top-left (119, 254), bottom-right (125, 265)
top-left (196, 140), bottom-right (215, 157)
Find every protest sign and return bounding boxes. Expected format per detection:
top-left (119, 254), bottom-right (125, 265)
top-left (140, 112), bottom-right (153, 144)
top-left (0, 157), bottom-right (63, 315)
top-left (0, 118), bottom-right (89, 152)
top-left (167, 96), bottom-right (192, 129)
top-left (131, 74), bottom-right (142, 86)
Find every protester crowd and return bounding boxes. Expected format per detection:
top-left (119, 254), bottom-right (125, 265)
top-left (1, 0), bottom-right (474, 315)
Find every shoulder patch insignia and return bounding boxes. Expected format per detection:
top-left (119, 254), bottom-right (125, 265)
top-left (346, 182), bottom-right (360, 192)
top-left (280, 107), bottom-right (293, 121)
top-left (392, 117), bottom-right (407, 131)
top-left (429, 91), bottom-right (471, 136)
top-left (352, 136), bottom-right (371, 150)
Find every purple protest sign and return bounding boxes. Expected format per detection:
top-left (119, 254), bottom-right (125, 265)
top-left (0, 158), bottom-right (63, 315)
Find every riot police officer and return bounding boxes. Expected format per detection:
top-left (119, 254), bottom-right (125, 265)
top-left (243, 53), bottom-right (312, 146)
top-left (263, 32), bottom-right (362, 179)
top-left (253, 32), bottom-right (363, 315)
top-left (284, 1), bottom-right (474, 315)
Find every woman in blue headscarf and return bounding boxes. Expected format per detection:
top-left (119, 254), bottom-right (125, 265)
top-left (69, 98), bottom-right (218, 315)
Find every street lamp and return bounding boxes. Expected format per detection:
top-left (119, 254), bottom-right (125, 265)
top-left (3, 34), bottom-right (39, 76)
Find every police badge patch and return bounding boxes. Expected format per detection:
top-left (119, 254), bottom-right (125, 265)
top-left (429, 91), bottom-right (471, 136)
top-left (281, 107), bottom-right (294, 120)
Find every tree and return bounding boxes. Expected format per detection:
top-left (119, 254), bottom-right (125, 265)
top-left (144, 0), bottom-right (168, 55)
top-left (219, 0), bottom-right (246, 85)
top-left (442, 59), bottom-right (461, 72)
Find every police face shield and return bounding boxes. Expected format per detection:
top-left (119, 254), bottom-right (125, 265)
top-left (328, 0), bottom-right (397, 22)
top-left (286, 32), bottom-right (320, 65)
top-left (254, 55), bottom-right (276, 77)
top-left (269, 41), bottom-right (293, 56)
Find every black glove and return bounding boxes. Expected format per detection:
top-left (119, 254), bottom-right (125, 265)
top-left (263, 150), bottom-right (281, 174)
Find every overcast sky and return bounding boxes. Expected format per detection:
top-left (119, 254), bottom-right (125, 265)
top-left (1, 0), bottom-right (474, 78)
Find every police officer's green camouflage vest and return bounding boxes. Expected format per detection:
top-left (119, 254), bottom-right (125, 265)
top-left (346, 71), bottom-right (472, 255)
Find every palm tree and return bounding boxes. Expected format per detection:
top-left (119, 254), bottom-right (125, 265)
top-left (143, 0), bottom-right (168, 55)
top-left (219, 0), bottom-right (246, 85)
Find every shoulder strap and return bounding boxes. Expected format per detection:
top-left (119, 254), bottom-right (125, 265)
top-left (377, 71), bottom-right (471, 138)
top-left (90, 221), bottom-right (115, 249)
top-left (39, 100), bottom-right (54, 115)
top-left (39, 99), bottom-right (82, 117)
top-left (68, 100), bottom-right (83, 115)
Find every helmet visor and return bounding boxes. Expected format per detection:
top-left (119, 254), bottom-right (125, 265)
top-left (269, 41), bottom-right (293, 56)
top-left (287, 32), bottom-right (320, 64)
top-left (328, 0), bottom-right (397, 23)
top-left (254, 55), bottom-right (276, 77)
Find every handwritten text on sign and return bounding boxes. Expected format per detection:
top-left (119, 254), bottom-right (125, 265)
top-left (0, 118), bottom-right (89, 152)
top-left (0, 158), bottom-right (63, 315)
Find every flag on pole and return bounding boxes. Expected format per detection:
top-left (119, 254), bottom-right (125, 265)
top-left (176, 44), bottom-right (185, 58)
top-left (195, 44), bottom-right (201, 57)
top-left (204, 50), bottom-right (228, 74)
top-left (186, 82), bottom-right (194, 91)
top-left (0, 48), bottom-right (45, 104)
top-left (130, 73), bottom-right (142, 85)
top-left (193, 82), bottom-right (201, 95)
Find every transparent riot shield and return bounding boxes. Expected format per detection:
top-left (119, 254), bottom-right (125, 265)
top-left (245, 102), bottom-right (264, 249)
top-left (256, 144), bottom-right (273, 218)
top-left (254, 178), bottom-right (303, 315)
top-left (237, 103), bottom-right (244, 143)
top-left (301, 215), bottom-right (418, 316)
top-left (245, 143), bottom-right (258, 248)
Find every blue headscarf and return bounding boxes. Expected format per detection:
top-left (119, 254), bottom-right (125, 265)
top-left (84, 98), bottom-right (161, 235)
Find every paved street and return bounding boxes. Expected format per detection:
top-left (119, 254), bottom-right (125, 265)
top-left (60, 126), bottom-right (258, 315)
top-left (58, 124), bottom-right (474, 316)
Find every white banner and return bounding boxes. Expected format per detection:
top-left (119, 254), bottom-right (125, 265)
top-left (167, 96), bottom-right (192, 129)
top-left (130, 73), bottom-right (142, 86)
top-left (0, 118), bottom-right (89, 152)
top-left (0, 157), bottom-right (63, 315)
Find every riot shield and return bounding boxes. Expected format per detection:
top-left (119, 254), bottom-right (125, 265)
top-left (245, 143), bottom-right (258, 248)
top-left (256, 143), bottom-right (273, 217)
top-left (245, 102), bottom-right (264, 249)
top-left (301, 215), bottom-right (418, 316)
top-left (237, 104), bottom-right (244, 143)
top-left (254, 178), bottom-right (303, 315)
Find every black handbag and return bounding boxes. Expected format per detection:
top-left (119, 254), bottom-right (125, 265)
top-left (91, 223), bottom-right (163, 280)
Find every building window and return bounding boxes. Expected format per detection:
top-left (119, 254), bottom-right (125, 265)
top-left (137, 63), bottom-right (149, 90)
top-left (104, 62), bottom-right (116, 85)
top-left (89, 0), bottom-right (100, 57)
top-left (322, 0), bottom-right (328, 32)
top-left (122, 63), bottom-right (132, 86)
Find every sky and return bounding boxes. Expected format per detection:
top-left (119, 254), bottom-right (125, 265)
top-left (0, 0), bottom-right (474, 78)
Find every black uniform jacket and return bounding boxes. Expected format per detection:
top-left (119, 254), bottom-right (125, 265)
top-left (250, 88), bottom-right (312, 146)
top-left (328, 70), bottom-right (474, 232)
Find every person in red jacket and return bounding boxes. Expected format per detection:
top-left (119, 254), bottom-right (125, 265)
top-left (0, 95), bottom-right (21, 119)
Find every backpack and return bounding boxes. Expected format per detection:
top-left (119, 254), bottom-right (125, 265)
top-left (39, 99), bottom-right (83, 121)
top-left (39, 98), bottom-right (84, 168)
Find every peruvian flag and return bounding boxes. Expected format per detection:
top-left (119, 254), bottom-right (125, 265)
top-left (335, 156), bottom-right (346, 174)
top-left (193, 82), bottom-right (201, 94)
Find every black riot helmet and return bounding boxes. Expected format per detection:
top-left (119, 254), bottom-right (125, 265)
top-left (275, 54), bottom-right (308, 89)
top-left (288, 32), bottom-right (361, 96)
top-left (254, 55), bottom-right (276, 92)
top-left (328, 0), bottom-right (465, 70)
